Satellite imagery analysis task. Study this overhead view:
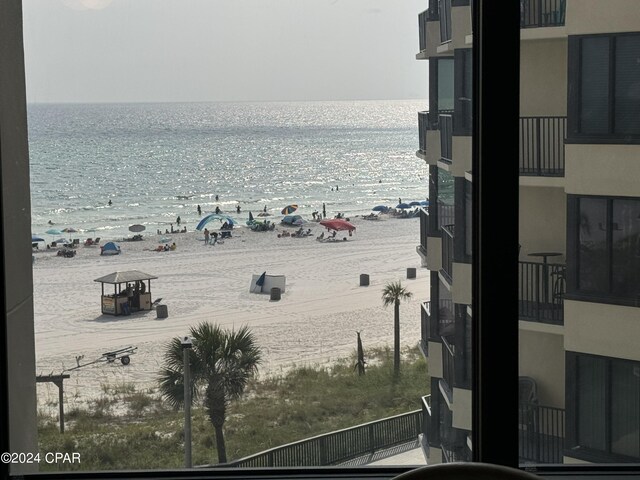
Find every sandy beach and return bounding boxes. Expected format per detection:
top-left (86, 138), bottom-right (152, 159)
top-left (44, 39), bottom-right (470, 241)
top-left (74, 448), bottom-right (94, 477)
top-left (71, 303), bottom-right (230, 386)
top-left (33, 213), bottom-right (429, 415)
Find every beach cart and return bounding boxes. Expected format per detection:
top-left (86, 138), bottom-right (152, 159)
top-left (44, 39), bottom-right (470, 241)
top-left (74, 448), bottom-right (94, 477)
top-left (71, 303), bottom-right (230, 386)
top-left (64, 346), bottom-right (138, 372)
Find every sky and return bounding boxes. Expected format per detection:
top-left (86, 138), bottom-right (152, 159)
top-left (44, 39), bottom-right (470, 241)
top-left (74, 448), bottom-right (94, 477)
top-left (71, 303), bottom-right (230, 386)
top-left (22, 0), bottom-right (428, 103)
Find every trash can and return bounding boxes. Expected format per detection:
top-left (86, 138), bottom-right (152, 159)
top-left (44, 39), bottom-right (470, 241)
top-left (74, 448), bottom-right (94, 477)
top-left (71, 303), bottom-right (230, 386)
top-left (270, 287), bottom-right (281, 301)
top-left (360, 274), bottom-right (370, 286)
top-left (156, 304), bottom-right (168, 318)
top-left (407, 268), bottom-right (417, 279)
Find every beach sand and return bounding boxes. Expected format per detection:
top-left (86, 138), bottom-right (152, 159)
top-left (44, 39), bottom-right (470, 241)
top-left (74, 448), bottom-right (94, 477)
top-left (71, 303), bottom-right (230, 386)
top-left (32, 214), bottom-right (429, 415)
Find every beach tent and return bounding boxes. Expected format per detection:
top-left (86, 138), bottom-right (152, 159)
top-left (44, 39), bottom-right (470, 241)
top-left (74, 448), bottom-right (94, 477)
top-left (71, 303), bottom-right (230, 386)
top-left (249, 273), bottom-right (286, 294)
top-left (281, 214), bottom-right (305, 226)
top-left (100, 241), bottom-right (121, 256)
top-left (196, 213), bottom-right (236, 231)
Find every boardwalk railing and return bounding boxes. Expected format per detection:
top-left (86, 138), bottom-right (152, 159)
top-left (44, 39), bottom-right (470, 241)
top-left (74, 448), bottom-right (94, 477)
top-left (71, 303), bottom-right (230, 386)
top-left (224, 410), bottom-right (422, 468)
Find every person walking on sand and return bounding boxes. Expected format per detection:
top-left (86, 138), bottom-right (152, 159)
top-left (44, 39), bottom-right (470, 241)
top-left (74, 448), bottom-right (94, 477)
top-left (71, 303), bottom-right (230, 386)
top-left (204, 228), bottom-right (210, 245)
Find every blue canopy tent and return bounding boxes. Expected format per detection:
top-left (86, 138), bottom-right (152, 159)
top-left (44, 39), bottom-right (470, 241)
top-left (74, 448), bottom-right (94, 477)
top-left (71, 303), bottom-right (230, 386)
top-left (196, 213), bottom-right (236, 231)
top-left (100, 241), bottom-right (121, 256)
top-left (281, 214), bottom-right (305, 226)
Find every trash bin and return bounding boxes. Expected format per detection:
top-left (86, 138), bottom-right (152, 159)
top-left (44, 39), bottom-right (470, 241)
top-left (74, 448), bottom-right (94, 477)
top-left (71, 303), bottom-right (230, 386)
top-left (360, 274), bottom-right (370, 286)
top-left (407, 268), bottom-right (417, 279)
top-left (270, 287), bottom-right (281, 301)
top-left (156, 304), bottom-right (168, 318)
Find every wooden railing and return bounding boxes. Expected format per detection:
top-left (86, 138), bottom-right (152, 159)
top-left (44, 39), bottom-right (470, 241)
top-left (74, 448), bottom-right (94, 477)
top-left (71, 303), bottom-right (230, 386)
top-left (224, 410), bottom-right (422, 468)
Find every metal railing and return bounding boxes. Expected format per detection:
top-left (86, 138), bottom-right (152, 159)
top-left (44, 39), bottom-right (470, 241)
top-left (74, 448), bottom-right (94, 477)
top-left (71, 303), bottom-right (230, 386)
top-left (418, 111), bottom-right (429, 153)
top-left (519, 261), bottom-right (565, 325)
top-left (520, 0), bottom-right (566, 28)
top-left (519, 116), bottom-right (566, 176)
top-left (440, 113), bottom-right (453, 164)
top-left (437, 200), bottom-right (455, 231)
top-left (419, 207), bottom-right (429, 256)
top-left (225, 410), bottom-right (423, 468)
top-left (441, 335), bottom-right (455, 393)
top-left (421, 395), bottom-right (431, 441)
top-left (442, 224), bottom-right (454, 282)
top-left (439, 0), bottom-right (452, 43)
top-left (438, 297), bottom-right (455, 337)
top-left (420, 301), bottom-right (431, 356)
top-left (519, 403), bottom-right (565, 464)
top-left (418, 10), bottom-right (429, 52)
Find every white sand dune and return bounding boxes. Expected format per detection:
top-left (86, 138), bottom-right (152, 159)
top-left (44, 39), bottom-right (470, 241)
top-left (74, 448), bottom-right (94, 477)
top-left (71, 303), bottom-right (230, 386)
top-left (32, 214), bottom-right (429, 414)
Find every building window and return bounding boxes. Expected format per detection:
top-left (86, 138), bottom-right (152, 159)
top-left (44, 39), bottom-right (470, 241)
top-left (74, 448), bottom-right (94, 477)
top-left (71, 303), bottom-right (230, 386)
top-left (568, 33), bottom-right (640, 142)
top-left (430, 58), bottom-right (455, 114)
top-left (568, 353), bottom-right (640, 461)
top-left (570, 196), bottom-right (640, 303)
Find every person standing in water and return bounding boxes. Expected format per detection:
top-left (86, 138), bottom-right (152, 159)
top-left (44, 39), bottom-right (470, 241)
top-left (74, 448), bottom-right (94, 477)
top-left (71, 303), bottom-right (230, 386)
top-left (197, 205), bottom-right (202, 216)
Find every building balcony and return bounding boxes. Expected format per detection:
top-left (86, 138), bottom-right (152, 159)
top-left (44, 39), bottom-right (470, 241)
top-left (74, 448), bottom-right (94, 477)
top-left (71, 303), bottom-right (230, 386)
top-left (437, 199), bottom-right (454, 231)
top-left (417, 208), bottom-right (429, 265)
top-left (520, 0), bottom-right (566, 28)
top-left (417, 111), bottom-right (439, 161)
top-left (441, 224), bottom-right (454, 283)
top-left (519, 403), bottom-right (565, 464)
top-left (520, 116), bottom-right (566, 178)
top-left (519, 261), bottom-right (565, 325)
top-left (439, 113), bottom-right (453, 168)
top-left (439, 0), bottom-right (452, 45)
top-left (420, 301), bottom-right (431, 358)
top-left (419, 395), bottom-right (432, 459)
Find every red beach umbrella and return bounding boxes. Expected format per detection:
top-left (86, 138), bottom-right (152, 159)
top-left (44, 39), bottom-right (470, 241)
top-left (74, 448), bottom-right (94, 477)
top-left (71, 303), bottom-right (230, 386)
top-left (319, 219), bottom-right (356, 232)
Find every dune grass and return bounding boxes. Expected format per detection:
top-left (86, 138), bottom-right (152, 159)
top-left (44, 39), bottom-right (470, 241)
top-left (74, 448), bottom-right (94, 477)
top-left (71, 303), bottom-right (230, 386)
top-left (37, 345), bottom-right (428, 471)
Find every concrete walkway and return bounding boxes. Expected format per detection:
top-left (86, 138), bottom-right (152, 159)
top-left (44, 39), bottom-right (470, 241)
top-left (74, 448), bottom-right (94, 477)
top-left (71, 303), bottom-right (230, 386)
top-left (339, 440), bottom-right (427, 467)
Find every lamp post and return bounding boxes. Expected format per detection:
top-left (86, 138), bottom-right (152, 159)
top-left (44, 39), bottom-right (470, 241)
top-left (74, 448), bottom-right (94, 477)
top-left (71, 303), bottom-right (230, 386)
top-left (181, 336), bottom-right (193, 468)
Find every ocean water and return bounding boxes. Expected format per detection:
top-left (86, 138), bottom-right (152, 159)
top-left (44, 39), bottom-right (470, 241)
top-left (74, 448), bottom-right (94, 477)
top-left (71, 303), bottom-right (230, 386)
top-left (28, 100), bottom-right (436, 241)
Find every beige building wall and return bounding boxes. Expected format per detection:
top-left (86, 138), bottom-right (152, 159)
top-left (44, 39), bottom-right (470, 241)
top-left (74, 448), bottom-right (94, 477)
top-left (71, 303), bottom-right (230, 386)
top-left (565, 144), bottom-right (640, 197)
top-left (519, 186), bottom-right (566, 258)
top-left (520, 39), bottom-right (568, 117)
top-left (451, 136), bottom-right (471, 177)
top-left (565, 300), bottom-right (640, 362)
top-left (519, 330), bottom-right (565, 408)
top-left (566, 0), bottom-right (640, 35)
top-left (452, 387), bottom-right (472, 431)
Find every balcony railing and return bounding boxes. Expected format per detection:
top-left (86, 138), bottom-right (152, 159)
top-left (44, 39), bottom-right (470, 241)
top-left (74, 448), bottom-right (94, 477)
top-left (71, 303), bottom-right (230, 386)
top-left (440, 113), bottom-right (453, 164)
top-left (519, 403), bottom-right (565, 464)
top-left (520, 0), bottom-right (566, 28)
top-left (441, 335), bottom-right (455, 396)
top-left (519, 261), bottom-right (565, 325)
top-left (437, 200), bottom-right (455, 231)
top-left (418, 10), bottom-right (428, 53)
top-left (419, 207), bottom-right (429, 256)
top-left (420, 301), bottom-right (431, 356)
top-left (439, 0), bottom-right (452, 43)
top-left (437, 298), bottom-right (455, 339)
top-left (420, 395), bottom-right (431, 449)
top-left (519, 116), bottom-right (566, 176)
top-left (442, 224), bottom-right (454, 282)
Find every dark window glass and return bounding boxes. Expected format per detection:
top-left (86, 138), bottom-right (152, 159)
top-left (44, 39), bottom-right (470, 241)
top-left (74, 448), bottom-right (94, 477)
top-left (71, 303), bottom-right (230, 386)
top-left (580, 37), bottom-right (610, 134)
top-left (614, 35), bottom-right (640, 135)
top-left (578, 198), bottom-right (608, 292)
top-left (611, 199), bottom-right (640, 297)
top-left (611, 361), bottom-right (640, 457)
top-left (438, 59), bottom-right (455, 111)
top-left (577, 356), bottom-right (607, 451)
top-left (438, 278), bottom-right (454, 337)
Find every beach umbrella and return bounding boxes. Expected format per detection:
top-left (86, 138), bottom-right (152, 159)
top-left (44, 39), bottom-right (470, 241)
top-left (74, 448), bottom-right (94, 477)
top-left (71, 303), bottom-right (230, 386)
top-left (129, 224), bottom-right (146, 233)
top-left (319, 219), bottom-right (356, 232)
top-left (195, 213), bottom-right (236, 231)
top-left (62, 227), bottom-right (78, 233)
top-left (32, 235), bottom-right (44, 242)
top-left (420, 200), bottom-right (429, 206)
top-left (46, 228), bottom-right (62, 236)
top-left (372, 205), bottom-right (388, 212)
top-left (409, 201), bottom-right (422, 207)
top-left (248, 211), bottom-right (254, 222)
top-left (281, 204), bottom-right (298, 215)
top-left (396, 203), bottom-right (411, 210)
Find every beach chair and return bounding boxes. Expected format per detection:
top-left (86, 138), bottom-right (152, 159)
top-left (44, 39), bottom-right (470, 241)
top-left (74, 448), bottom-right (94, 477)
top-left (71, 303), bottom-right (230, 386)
top-left (94, 237), bottom-right (101, 245)
top-left (84, 238), bottom-right (94, 246)
top-left (32, 242), bottom-right (39, 250)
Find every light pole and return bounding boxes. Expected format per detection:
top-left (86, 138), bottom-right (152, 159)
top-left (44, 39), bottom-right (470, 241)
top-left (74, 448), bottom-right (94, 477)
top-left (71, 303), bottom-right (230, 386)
top-left (181, 336), bottom-right (193, 468)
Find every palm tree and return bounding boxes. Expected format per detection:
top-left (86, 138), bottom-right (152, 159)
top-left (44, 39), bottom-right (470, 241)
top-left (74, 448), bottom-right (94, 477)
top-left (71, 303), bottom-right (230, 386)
top-left (382, 281), bottom-right (413, 378)
top-left (158, 322), bottom-right (261, 464)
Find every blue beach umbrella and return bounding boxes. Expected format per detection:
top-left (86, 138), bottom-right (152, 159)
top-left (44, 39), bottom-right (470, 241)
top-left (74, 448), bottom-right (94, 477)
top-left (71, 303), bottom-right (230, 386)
top-left (420, 200), bottom-right (430, 206)
top-left (372, 205), bottom-right (389, 212)
top-left (396, 203), bottom-right (411, 209)
top-left (32, 235), bottom-right (44, 242)
top-left (409, 201), bottom-right (422, 207)
top-left (46, 228), bottom-right (62, 236)
top-left (196, 213), bottom-right (236, 231)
